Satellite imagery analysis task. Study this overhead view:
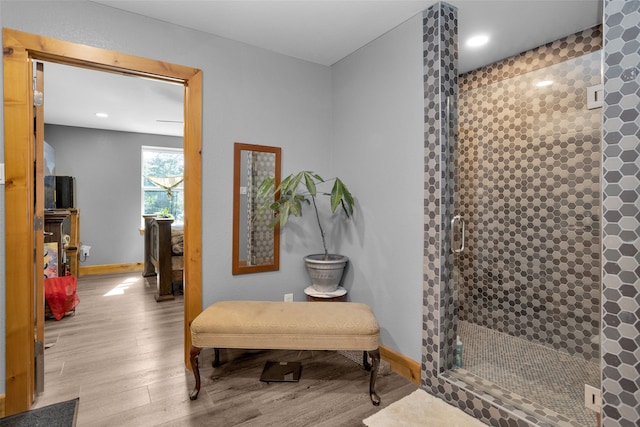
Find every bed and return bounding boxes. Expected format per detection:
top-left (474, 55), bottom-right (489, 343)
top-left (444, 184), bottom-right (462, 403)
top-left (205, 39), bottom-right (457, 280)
top-left (142, 215), bottom-right (184, 301)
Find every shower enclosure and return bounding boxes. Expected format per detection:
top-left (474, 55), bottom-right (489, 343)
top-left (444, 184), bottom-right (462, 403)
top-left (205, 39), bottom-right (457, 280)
top-left (421, 2), bottom-right (604, 426)
top-left (421, 0), bottom-right (640, 427)
top-left (449, 46), bottom-right (603, 426)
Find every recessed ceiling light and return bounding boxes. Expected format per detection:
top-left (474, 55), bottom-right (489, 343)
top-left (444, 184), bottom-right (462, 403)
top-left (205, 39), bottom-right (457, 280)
top-left (535, 80), bottom-right (554, 87)
top-left (95, 112), bottom-right (109, 118)
top-left (467, 34), bottom-right (489, 48)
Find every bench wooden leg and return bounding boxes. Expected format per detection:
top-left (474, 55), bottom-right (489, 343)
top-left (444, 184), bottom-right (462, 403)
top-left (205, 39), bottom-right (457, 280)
top-left (212, 348), bottom-right (221, 367)
top-left (363, 351), bottom-right (371, 371)
top-left (189, 345), bottom-right (202, 400)
top-left (368, 348), bottom-right (381, 406)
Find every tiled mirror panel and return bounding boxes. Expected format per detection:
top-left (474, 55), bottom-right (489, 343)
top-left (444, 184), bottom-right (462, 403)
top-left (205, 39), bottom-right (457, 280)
top-left (601, 1), bottom-right (640, 426)
top-left (247, 151), bottom-right (276, 264)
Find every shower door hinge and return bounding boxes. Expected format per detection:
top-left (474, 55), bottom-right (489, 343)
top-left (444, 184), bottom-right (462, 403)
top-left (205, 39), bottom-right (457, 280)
top-left (584, 384), bottom-right (601, 412)
top-left (586, 84), bottom-right (603, 110)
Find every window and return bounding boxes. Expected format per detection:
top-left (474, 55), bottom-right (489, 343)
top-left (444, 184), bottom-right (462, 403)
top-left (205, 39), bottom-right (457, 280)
top-left (142, 146), bottom-right (184, 224)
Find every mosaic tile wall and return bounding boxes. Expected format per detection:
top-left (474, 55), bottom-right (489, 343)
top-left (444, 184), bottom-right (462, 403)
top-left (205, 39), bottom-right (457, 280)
top-left (422, 1), bottom-right (440, 384)
top-left (459, 27), bottom-right (602, 92)
top-left (601, 1), bottom-right (640, 426)
top-left (422, 3), bottom-right (545, 426)
top-left (424, 1), bottom-right (640, 425)
top-left (419, 2), bottom-right (640, 426)
top-left (456, 50), bottom-right (602, 363)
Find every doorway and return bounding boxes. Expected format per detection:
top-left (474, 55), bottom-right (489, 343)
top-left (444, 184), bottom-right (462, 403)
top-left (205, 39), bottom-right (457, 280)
top-left (3, 28), bottom-right (203, 415)
top-left (39, 59), bottom-right (187, 399)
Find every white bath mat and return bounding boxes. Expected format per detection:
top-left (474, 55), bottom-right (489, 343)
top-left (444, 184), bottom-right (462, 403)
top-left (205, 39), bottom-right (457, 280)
top-left (363, 389), bottom-right (488, 427)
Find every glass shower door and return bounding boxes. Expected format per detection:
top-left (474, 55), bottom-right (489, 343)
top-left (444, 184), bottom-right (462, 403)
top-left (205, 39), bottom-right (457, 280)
top-left (448, 50), bottom-right (603, 426)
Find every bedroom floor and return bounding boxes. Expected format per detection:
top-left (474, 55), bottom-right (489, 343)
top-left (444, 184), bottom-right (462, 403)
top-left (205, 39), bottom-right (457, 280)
top-left (35, 272), bottom-right (418, 426)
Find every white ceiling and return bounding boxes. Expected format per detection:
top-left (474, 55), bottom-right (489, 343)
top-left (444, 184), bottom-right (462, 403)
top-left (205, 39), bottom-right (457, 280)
top-left (44, 0), bottom-right (602, 137)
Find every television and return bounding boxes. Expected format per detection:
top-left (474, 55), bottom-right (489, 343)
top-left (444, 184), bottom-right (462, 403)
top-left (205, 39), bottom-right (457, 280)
top-left (44, 176), bottom-right (56, 209)
top-left (56, 176), bottom-right (76, 209)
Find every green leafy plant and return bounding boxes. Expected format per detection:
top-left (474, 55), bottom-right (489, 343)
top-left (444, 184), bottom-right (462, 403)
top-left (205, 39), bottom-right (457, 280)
top-left (257, 171), bottom-right (354, 258)
top-left (157, 207), bottom-right (174, 218)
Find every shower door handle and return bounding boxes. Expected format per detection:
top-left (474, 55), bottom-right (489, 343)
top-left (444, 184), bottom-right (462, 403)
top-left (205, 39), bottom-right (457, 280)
top-left (451, 215), bottom-right (465, 254)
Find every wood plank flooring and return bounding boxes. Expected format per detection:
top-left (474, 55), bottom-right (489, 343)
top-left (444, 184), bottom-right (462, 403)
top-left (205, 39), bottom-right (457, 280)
top-left (34, 273), bottom-right (417, 426)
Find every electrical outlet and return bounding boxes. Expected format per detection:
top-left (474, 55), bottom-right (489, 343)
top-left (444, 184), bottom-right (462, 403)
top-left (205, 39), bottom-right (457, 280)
top-left (584, 384), bottom-right (601, 412)
top-left (284, 293), bottom-right (293, 302)
top-left (80, 245), bottom-right (91, 258)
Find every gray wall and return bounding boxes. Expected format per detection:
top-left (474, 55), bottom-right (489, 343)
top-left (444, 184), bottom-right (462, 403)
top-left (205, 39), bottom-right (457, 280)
top-left (0, 0), bottom-right (333, 394)
top-left (331, 14), bottom-right (425, 362)
top-left (0, 0), bottom-right (427, 395)
top-left (44, 124), bottom-right (182, 266)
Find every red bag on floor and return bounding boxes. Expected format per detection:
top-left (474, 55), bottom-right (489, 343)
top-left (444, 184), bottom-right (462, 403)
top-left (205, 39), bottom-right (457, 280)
top-left (44, 276), bottom-right (80, 320)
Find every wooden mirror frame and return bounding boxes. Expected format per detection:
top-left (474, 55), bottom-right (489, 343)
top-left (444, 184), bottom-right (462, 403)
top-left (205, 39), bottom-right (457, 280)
top-left (232, 142), bottom-right (281, 274)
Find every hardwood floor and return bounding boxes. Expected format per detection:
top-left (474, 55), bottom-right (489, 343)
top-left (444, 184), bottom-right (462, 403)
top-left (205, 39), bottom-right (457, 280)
top-left (34, 272), bottom-right (417, 426)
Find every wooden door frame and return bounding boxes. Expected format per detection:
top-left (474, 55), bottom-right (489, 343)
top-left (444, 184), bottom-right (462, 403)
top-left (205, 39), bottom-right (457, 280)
top-left (3, 28), bottom-right (203, 415)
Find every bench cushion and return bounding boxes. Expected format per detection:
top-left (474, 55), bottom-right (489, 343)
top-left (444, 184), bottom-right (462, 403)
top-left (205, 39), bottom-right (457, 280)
top-left (190, 301), bottom-right (379, 351)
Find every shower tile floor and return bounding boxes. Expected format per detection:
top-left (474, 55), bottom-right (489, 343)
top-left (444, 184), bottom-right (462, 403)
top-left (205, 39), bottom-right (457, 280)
top-left (457, 321), bottom-right (600, 427)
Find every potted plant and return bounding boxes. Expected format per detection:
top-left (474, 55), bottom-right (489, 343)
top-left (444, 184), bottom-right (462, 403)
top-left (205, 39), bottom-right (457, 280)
top-left (257, 171), bottom-right (355, 293)
top-left (157, 207), bottom-right (174, 218)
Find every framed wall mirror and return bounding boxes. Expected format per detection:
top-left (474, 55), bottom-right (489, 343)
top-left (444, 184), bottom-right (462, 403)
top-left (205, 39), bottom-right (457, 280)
top-left (232, 142), bottom-right (281, 274)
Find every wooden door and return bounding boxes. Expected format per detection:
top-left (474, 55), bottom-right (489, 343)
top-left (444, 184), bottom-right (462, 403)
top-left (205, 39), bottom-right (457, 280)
top-left (3, 28), bottom-right (203, 415)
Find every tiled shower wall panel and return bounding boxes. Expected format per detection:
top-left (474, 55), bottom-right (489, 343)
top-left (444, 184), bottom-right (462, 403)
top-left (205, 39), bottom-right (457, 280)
top-left (459, 27), bottom-right (602, 92)
top-left (422, 0), bottom-right (458, 380)
top-left (456, 48), bottom-right (602, 362)
top-left (422, 3), bottom-right (543, 426)
top-left (601, 0), bottom-right (640, 426)
top-left (422, 1), bottom-right (445, 383)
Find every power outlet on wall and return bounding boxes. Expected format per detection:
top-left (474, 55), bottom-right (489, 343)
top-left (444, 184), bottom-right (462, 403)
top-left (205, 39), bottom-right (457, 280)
top-left (584, 384), bottom-right (601, 412)
top-left (80, 245), bottom-right (91, 258)
top-left (284, 293), bottom-right (294, 302)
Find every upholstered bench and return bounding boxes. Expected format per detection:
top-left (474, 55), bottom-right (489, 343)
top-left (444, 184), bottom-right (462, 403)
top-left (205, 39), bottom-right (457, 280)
top-left (189, 300), bottom-right (382, 405)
